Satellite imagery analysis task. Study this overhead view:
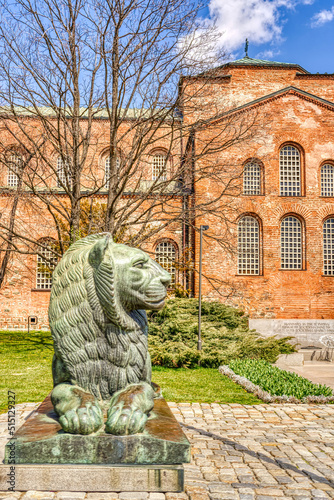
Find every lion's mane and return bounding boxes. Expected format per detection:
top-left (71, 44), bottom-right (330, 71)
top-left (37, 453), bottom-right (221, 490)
top-left (49, 233), bottom-right (151, 401)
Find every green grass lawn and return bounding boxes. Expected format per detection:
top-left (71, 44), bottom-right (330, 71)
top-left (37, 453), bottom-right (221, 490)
top-left (152, 366), bottom-right (261, 404)
top-left (0, 331), bottom-right (54, 413)
top-left (0, 330), bottom-right (261, 413)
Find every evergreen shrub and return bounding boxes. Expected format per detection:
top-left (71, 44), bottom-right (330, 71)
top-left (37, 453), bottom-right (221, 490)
top-left (148, 299), bottom-right (295, 368)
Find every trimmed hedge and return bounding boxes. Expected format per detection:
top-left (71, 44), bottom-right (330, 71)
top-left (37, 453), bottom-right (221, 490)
top-left (148, 299), bottom-right (296, 368)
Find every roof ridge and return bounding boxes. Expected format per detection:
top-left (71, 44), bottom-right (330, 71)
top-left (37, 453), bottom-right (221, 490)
top-left (222, 56), bottom-right (309, 74)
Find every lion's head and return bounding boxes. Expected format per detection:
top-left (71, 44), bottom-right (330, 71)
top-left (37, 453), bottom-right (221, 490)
top-left (48, 234), bottom-right (171, 400)
top-left (88, 236), bottom-right (171, 317)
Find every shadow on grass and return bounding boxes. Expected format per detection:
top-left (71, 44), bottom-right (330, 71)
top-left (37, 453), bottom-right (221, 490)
top-left (0, 331), bottom-right (53, 352)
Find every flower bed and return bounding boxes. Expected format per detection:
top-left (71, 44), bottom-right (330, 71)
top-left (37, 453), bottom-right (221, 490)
top-left (219, 359), bottom-right (334, 404)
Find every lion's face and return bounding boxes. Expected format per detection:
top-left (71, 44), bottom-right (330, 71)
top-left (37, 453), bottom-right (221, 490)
top-left (111, 244), bottom-right (171, 311)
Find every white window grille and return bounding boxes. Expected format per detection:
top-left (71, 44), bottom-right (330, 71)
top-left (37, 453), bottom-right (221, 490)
top-left (243, 162), bottom-right (261, 195)
top-left (279, 145), bottom-right (301, 196)
top-left (57, 157), bottom-right (72, 188)
top-left (104, 156), bottom-right (120, 189)
top-left (155, 241), bottom-right (176, 283)
top-left (36, 242), bottom-right (57, 289)
top-left (281, 216), bottom-right (302, 269)
top-left (321, 164), bottom-right (334, 197)
top-left (7, 154), bottom-right (22, 188)
top-left (238, 216), bottom-right (260, 275)
top-left (323, 218), bottom-right (334, 275)
top-left (152, 154), bottom-right (167, 181)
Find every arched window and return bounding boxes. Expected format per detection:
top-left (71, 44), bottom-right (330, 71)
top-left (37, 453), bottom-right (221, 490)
top-left (279, 145), bottom-right (301, 196)
top-left (238, 216), bottom-right (260, 275)
top-left (104, 156), bottom-right (120, 189)
top-left (323, 218), bottom-right (334, 275)
top-left (57, 156), bottom-right (71, 189)
top-left (155, 240), bottom-right (177, 283)
top-left (152, 153), bottom-right (167, 181)
top-left (321, 164), bottom-right (334, 197)
top-left (36, 240), bottom-right (58, 289)
top-left (281, 216), bottom-right (302, 269)
top-left (243, 162), bottom-right (261, 195)
top-left (7, 153), bottom-right (22, 188)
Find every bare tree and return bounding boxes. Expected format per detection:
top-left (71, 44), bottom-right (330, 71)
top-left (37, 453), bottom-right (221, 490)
top-left (0, 0), bottom-right (263, 295)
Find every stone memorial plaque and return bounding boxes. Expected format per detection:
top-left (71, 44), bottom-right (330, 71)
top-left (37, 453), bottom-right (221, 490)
top-left (249, 319), bottom-right (334, 346)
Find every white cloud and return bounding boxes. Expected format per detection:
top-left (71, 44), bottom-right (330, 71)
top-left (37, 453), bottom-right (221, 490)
top-left (255, 49), bottom-right (281, 59)
top-left (206, 0), bottom-right (314, 54)
top-left (311, 6), bottom-right (334, 27)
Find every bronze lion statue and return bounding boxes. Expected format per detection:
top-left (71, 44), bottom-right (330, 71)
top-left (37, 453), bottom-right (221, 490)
top-left (49, 233), bottom-right (171, 435)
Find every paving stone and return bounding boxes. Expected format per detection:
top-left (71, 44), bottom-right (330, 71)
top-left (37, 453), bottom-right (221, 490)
top-left (208, 493), bottom-right (239, 500)
top-left (0, 493), bottom-right (22, 499)
top-left (310, 490), bottom-right (331, 499)
top-left (255, 488), bottom-right (284, 496)
top-left (165, 494), bottom-right (188, 500)
top-left (86, 494), bottom-right (120, 499)
top-left (207, 484), bottom-right (234, 493)
top-left (188, 495), bottom-right (210, 500)
top-left (285, 491), bottom-right (311, 496)
top-left (185, 486), bottom-right (208, 495)
top-left (21, 493), bottom-right (55, 500)
top-left (255, 497), bottom-right (276, 500)
top-left (2, 403), bottom-right (334, 499)
top-left (231, 484), bottom-right (256, 490)
top-left (0, 495), bottom-right (23, 500)
top-left (118, 494), bottom-right (148, 500)
top-left (56, 494), bottom-right (86, 500)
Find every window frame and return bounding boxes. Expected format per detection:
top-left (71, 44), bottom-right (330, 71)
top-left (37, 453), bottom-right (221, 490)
top-left (6, 152), bottom-right (23, 188)
top-left (101, 152), bottom-right (121, 190)
top-left (323, 216), bottom-right (334, 276)
top-left (280, 214), bottom-right (305, 271)
top-left (242, 160), bottom-right (264, 196)
top-left (56, 156), bottom-right (72, 190)
top-left (237, 214), bottom-right (262, 276)
top-left (151, 150), bottom-right (169, 182)
top-left (279, 143), bottom-right (304, 197)
top-left (35, 239), bottom-right (58, 290)
top-left (320, 162), bottom-right (334, 198)
top-left (154, 238), bottom-right (178, 285)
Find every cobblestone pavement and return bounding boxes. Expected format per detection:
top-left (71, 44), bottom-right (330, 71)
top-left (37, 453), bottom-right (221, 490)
top-left (1, 402), bottom-right (334, 499)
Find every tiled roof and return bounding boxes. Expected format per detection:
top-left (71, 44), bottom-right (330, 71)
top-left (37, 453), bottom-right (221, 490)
top-left (0, 106), bottom-right (177, 120)
top-left (223, 56), bottom-right (309, 73)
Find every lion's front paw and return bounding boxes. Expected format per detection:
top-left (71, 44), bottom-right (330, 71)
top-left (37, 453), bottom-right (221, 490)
top-left (59, 402), bottom-right (103, 435)
top-left (105, 404), bottom-right (147, 435)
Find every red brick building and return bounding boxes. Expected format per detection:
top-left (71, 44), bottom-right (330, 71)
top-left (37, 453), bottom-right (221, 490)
top-left (1, 56), bottom-right (334, 343)
top-left (188, 56), bottom-right (334, 343)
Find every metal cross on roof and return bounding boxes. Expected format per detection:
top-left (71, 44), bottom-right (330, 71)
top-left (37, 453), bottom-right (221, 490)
top-left (245, 38), bottom-right (249, 57)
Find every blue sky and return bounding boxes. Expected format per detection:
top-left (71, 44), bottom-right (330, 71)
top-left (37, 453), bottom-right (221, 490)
top-left (199, 0), bottom-right (334, 73)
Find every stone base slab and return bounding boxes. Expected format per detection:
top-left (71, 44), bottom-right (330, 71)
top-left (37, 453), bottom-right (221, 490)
top-left (5, 395), bottom-right (190, 465)
top-left (0, 463), bottom-right (184, 492)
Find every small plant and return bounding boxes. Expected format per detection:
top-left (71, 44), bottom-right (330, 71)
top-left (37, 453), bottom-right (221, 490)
top-left (228, 358), bottom-right (333, 399)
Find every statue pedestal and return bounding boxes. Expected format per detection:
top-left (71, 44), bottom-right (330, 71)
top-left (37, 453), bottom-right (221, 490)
top-left (1, 395), bottom-right (190, 492)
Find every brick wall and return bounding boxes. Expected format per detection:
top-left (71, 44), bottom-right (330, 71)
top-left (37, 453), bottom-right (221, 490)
top-left (190, 67), bottom-right (334, 319)
top-left (0, 60), bottom-right (333, 328)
